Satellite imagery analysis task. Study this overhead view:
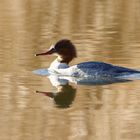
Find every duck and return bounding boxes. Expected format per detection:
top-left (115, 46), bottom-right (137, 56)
top-left (35, 39), bottom-right (140, 78)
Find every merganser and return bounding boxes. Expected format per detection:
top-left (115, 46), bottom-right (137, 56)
top-left (35, 39), bottom-right (140, 78)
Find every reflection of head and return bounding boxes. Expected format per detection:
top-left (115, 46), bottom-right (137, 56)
top-left (36, 84), bottom-right (76, 108)
top-left (54, 84), bottom-right (76, 108)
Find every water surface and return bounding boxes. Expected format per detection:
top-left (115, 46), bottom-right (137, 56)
top-left (0, 0), bottom-right (140, 140)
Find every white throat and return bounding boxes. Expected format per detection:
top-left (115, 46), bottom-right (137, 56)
top-left (48, 58), bottom-right (69, 71)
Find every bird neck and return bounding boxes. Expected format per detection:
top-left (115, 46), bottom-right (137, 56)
top-left (49, 58), bottom-right (69, 70)
top-left (57, 55), bottom-right (73, 64)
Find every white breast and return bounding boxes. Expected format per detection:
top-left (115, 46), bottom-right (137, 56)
top-left (48, 59), bottom-right (91, 77)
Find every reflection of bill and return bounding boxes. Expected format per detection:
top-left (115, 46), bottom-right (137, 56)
top-left (36, 75), bottom-right (76, 108)
top-left (36, 85), bottom-right (76, 108)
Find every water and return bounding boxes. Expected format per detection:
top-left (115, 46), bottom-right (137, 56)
top-left (0, 0), bottom-right (140, 140)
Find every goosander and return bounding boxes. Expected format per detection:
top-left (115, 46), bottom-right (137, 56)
top-left (35, 39), bottom-right (140, 78)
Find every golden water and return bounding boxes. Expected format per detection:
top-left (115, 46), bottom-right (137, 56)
top-left (0, 0), bottom-right (140, 140)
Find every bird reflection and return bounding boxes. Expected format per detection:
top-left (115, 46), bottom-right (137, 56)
top-left (36, 75), bottom-right (76, 108)
top-left (35, 74), bottom-right (131, 108)
top-left (34, 70), bottom-right (132, 108)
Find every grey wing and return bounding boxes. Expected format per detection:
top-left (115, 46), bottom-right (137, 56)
top-left (77, 61), bottom-right (140, 74)
top-left (77, 61), bottom-right (114, 71)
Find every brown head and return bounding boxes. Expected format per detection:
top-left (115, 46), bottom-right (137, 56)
top-left (36, 39), bottom-right (77, 64)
